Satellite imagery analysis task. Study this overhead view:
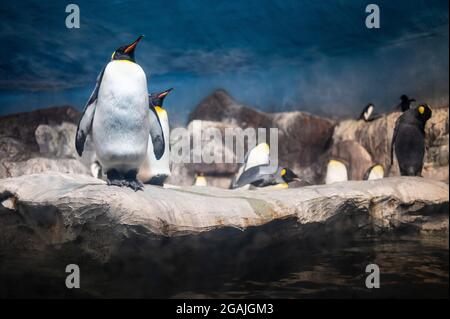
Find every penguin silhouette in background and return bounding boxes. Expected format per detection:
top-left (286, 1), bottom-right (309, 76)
top-left (138, 88), bottom-right (173, 186)
top-left (358, 103), bottom-right (381, 122)
top-left (325, 159), bottom-right (348, 184)
top-left (397, 95), bottom-right (416, 112)
top-left (391, 104), bottom-right (432, 176)
top-left (193, 173), bottom-right (207, 186)
top-left (76, 35), bottom-right (153, 191)
top-left (363, 164), bottom-right (385, 180)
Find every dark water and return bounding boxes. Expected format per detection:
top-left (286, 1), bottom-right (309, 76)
top-left (170, 235), bottom-right (449, 299)
top-left (1, 227), bottom-right (447, 299)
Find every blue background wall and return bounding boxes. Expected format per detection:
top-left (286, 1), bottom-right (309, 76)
top-left (0, 0), bottom-right (448, 125)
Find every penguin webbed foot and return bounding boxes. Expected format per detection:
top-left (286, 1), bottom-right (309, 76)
top-left (124, 170), bottom-right (144, 191)
top-left (106, 169), bottom-right (144, 191)
top-left (106, 169), bottom-right (125, 187)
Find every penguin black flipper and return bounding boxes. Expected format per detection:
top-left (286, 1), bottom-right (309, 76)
top-left (148, 104), bottom-right (165, 160)
top-left (75, 66), bottom-right (106, 156)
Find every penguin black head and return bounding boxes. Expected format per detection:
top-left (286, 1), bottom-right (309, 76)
top-left (149, 88), bottom-right (173, 107)
top-left (416, 104), bottom-right (432, 122)
top-left (111, 35), bottom-right (144, 62)
top-left (399, 95), bottom-right (416, 112)
top-left (280, 168), bottom-right (301, 183)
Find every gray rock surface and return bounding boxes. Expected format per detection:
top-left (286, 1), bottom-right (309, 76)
top-left (0, 169), bottom-right (448, 298)
top-left (188, 90), bottom-right (336, 184)
top-left (333, 107), bottom-right (449, 182)
top-left (1, 173), bottom-right (447, 250)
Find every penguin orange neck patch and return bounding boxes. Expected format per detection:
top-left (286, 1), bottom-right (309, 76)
top-left (154, 106), bottom-right (167, 117)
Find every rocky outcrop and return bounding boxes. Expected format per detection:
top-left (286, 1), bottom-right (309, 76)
top-left (1, 172), bottom-right (447, 245)
top-left (0, 106), bottom-right (88, 179)
top-left (0, 99), bottom-right (447, 186)
top-left (333, 107), bottom-right (449, 182)
top-left (0, 173), bottom-right (447, 297)
top-left (0, 106), bottom-right (79, 159)
top-left (187, 90), bottom-right (336, 184)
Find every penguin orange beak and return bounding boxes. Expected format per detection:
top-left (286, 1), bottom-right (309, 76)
top-left (124, 35), bottom-right (144, 54)
top-left (158, 88), bottom-right (173, 99)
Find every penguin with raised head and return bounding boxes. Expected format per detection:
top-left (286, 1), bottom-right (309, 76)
top-left (397, 95), bottom-right (416, 112)
top-left (363, 164), bottom-right (384, 180)
top-left (138, 88), bottom-right (173, 186)
top-left (391, 104), bottom-right (432, 176)
top-left (76, 35), bottom-right (152, 191)
top-left (232, 165), bottom-right (301, 189)
top-left (325, 159), bottom-right (348, 184)
top-left (358, 103), bottom-right (381, 122)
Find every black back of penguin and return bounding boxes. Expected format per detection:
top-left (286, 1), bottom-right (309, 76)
top-left (392, 104), bottom-right (432, 176)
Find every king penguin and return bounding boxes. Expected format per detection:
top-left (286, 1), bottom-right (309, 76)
top-left (397, 95), bottom-right (416, 112)
top-left (138, 88), bottom-right (173, 186)
top-left (391, 104), bottom-right (432, 176)
top-left (325, 159), bottom-right (348, 184)
top-left (230, 142), bottom-right (270, 189)
top-left (193, 173), bottom-right (208, 186)
top-left (75, 35), bottom-right (151, 191)
top-left (363, 164), bottom-right (384, 180)
top-left (232, 166), bottom-right (301, 189)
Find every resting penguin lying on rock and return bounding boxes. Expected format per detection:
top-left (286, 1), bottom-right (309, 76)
top-left (230, 142), bottom-right (270, 189)
top-left (232, 165), bottom-right (302, 189)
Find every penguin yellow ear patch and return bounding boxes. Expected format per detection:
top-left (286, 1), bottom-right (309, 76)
top-left (281, 169), bottom-right (287, 176)
top-left (418, 106), bottom-right (425, 114)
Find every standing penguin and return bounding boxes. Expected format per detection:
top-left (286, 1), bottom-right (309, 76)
top-left (76, 35), bottom-right (151, 191)
top-left (391, 104), bottom-right (432, 176)
top-left (397, 95), bottom-right (416, 112)
top-left (138, 88), bottom-right (173, 185)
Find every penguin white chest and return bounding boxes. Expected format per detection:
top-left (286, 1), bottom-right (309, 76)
top-left (93, 61), bottom-right (150, 171)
